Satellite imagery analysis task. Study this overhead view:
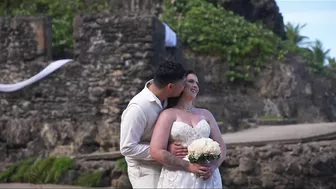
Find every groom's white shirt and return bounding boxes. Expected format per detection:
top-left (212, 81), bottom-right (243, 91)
top-left (120, 80), bottom-right (167, 188)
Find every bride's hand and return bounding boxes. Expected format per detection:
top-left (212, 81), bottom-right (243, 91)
top-left (200, 164), bottom-right (217, 180)
top-left (187, 163), bottom-right (210, 176)
top-left (168, 141), bottom-right (188, 158)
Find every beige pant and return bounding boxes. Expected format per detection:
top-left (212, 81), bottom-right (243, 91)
top-left (127, 163), bottom-right (162, 188)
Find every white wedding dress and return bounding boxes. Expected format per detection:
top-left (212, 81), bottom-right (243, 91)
top-left (157, 119), bottom-right (223, 188)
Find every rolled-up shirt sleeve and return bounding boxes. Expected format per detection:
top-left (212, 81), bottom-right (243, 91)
top-left (120, 104), bottom-right (151, 160)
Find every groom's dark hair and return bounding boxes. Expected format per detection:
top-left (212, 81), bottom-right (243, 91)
top-left (153, 59), bottom-right (186, 89)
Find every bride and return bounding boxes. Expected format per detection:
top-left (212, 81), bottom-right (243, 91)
top-left (150, 70), bottom-right (226, 188)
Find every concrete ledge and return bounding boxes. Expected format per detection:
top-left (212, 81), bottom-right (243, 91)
top-left (74, 151), bottom-right (123, 161)
top-left (223, 122), bottom-right (336, 148)
top-left (225, 132), bottom-right (336, 148)
top-left (244, 118), bottom-right (298, 126)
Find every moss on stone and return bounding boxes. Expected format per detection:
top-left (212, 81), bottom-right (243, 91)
top-left (0, 157), bottom-right (36, 183)
top-left (44, 157), bottom-right (75, 184)
top-left (75, 172), bottom-right (103, 187)
top-left (0, 156), bottom-right (74, 184)
top-left (0, 156), bottom-right (107, 187)
top-left (115, 158), bottom-right (127, 173)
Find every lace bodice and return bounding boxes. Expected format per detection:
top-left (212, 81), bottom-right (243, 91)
top-left (170, 119), bottom-right (211, 147)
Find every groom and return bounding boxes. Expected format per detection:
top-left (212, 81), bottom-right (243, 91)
top-left (120, 60), bottom-right (188, 188)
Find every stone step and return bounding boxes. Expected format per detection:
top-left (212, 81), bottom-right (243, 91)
top-left (74, 151), bottom-right (123, 161)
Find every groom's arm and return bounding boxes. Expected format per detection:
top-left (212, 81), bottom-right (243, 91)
top-left (150, 110), bottom-right (191, 171)
top-left (120, 104), bottom-right (151, 160)
top-left (161, 151), bottom-right (190, 170)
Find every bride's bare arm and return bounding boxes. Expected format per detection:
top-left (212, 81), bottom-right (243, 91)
top-left (150, 110), bottom-right (210, 175)
top-left (204, 109), bottom-right (227, 168)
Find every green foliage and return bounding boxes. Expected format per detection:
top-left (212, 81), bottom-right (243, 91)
top-left (75, 172), bottom-right (103, 187)
top-left (0, 0), bottom-right (109, 54)
top-left (259, 115), bottom-right (282, 120)
top-left (285, 22), bottom-right (310, 46)
top-left (0, 158), bottom-right (36, 183)
top-left (188, 154), bottom-right (220, 163)
top-left (309, 40), bottom-right (330, 66)
top-left (11, 158), bottom-right (37, 182)
top-left (115, 158), bottom-right (128, 173)
top-left (284, 22), bottom-right (334, 76)
top-left (44, 156), bottom-right (75, 183)
top-left (162, 0), bottom-right (284, 82)
top-left (328, 57), bottom-right (336, 68)
top-left (23, 157), bottom-right (56, 183)
top-left (0, 156), bottom-right (106, 187)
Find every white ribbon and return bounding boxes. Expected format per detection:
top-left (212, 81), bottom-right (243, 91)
top-left (163, 22), bottom-right (177, 47)
top-left (0, 59), bottom-right (73, 92)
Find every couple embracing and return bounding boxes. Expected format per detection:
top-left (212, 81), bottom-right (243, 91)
top-left (120, 60), bottom-right (226, 188)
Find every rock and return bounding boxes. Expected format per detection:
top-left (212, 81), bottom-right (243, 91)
top-left (270, 163), bottom-right (285, 174)
top-left (58, 170), bottom-right (79, 185)
top-left (233, 176), bottom-right (247, 185)
top-left (89, 87), bottom-right (106, 97)
top-left (41, 123), bottom-right (59, 148)
top-left (112, 174), bottom-right (132, 189)
top-left (291, 145), bottom-right (303, 156)
top-left (261, 175), bottom-right (275, 189)
top-left (213, 0), bottom-right (285, 39)
top-left (239, 158), bottom-right (255, 173)
top-left (293, 177), bottom-right (304, 188)
top-left (4, 119), bottom-right (32, 147)
top-left (264, 148), bottom-right (283, 159)
top-left (0, 143), bottom-right (6, 161)
top-left (286, 161), bottom-right (301, 175)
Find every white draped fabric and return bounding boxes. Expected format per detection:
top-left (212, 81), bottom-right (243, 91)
top-left (0, 59), bottom-right (73, 93)
top-left (163, 22), bottom-right (177, 47)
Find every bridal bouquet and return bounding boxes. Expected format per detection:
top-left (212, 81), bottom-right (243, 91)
top-left (187, 138), bottom-right (221, 163)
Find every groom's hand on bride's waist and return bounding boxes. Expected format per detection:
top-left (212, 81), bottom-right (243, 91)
top-left (168, 141), bottom-right (188, 158)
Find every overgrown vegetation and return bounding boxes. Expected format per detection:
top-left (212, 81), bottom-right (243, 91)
top-left (0, 158), bottom-right (36, 183)
top-left (0, 0), bottom-right (109, 57)
top-left (0, 157), bottom-right (74, 184)
top-left (115, 157), bottom-right (127, 173)
top-left (259, 115), bottom-right (282, 120)
top-left (161, 0), bottom-right (335, 80)
top-left (0, 156), bottom-right (103, 187)
top-left (162, 0), bottom-right (287, 82)
top-left (75, 172), bottom-right (103, 187)
top-left (284, 22), bottom-right (335, 76)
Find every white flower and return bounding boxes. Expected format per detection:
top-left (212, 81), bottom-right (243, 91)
top-left (188, 138), bottom-right (221, 161)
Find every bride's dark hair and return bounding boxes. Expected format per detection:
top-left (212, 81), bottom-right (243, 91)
top-left (166, 70), bottom-right (195, 109)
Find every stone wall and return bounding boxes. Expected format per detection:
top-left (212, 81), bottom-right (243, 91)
top-left (0, 16), bottom-right (51, 63)
top-left (108, 0), bottom-right (164, 16)
top-left (0, 14), bottom-right (171, 164)
top-left (0, 16), bottom-right (51, 84)
top-left (186, 51), bottom-right (336, 132)
top-left (221, 140), bottom-right (336, 189)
